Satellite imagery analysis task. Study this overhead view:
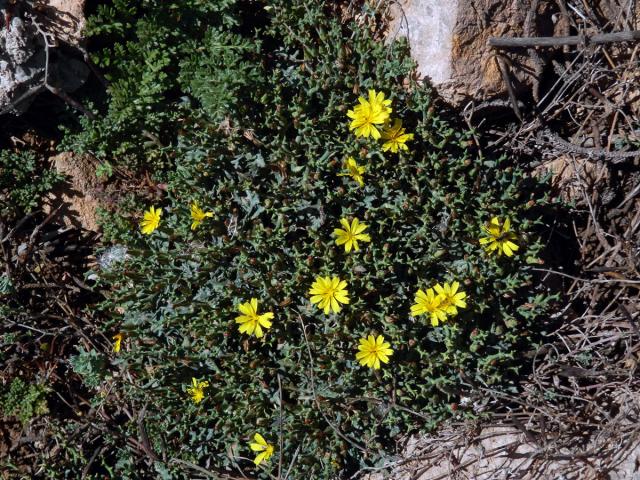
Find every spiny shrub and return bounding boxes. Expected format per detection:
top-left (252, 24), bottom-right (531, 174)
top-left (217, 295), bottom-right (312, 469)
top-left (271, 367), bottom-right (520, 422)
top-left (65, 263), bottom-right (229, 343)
top-left (67, 1), bottom-right (556, 479)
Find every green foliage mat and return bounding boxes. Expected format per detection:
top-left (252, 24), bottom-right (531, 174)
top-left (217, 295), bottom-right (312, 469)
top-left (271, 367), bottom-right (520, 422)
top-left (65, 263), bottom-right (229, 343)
top-left (0, 378), bottom-right (49, 424)
top-left (0, 150), bottom-right (61, 220)
top-left (59, 1), bottom-right (558, 478)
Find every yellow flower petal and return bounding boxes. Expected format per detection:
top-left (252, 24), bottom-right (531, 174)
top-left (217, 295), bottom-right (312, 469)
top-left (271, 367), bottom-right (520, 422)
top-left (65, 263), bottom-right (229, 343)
top-left (253, 433), bottom-right (267, 446)
top-left (236, 300), bottom-right (273, 337)
top-left (309, 276), bottom-right (348, 314)
top-left (254, 451), bottom-right (267, 465)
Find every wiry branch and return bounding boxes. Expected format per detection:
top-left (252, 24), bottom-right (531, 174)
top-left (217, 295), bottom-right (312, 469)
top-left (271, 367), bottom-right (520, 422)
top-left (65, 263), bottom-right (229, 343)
top-left (489, 30), bottom-right (640, 49)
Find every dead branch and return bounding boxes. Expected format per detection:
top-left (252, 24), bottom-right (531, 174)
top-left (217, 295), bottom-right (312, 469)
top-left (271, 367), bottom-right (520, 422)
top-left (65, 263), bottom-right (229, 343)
top-left (489, 30), bottom-right (640, 49)
top-left (537, 128), bottom-right (640, 163)
top-left (495, 55), bottom-right (524, 121)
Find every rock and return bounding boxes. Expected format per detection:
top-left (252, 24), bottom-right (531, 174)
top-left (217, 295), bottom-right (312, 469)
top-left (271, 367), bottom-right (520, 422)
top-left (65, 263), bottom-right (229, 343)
top-left (1, 13), bottom-right (41, 112)
top-left (388, 0), bottom-right (556, 105)
top-left (534, 154), bottom-right (609, 201)
top-left (365, 420), bottom-right (640, 479)
top-left (44, 152), bottom-right (101, 232)
top-left (0, 0), bottom-right (88, 114)
top-left (388, 0), bottom-right (458, 85)
top-left (4, 16), bottom-right (35, 64)
top-left (40, 0), bottom-right (86, 46)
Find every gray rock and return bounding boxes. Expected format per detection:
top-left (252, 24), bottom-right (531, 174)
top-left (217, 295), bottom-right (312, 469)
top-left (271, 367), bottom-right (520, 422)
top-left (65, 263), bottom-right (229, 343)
top-left (388, 0), bottom-right (555, 105)
top-left (387, 0), bottom-right (458, 85)
top-left (0, 2), bottom-right (88, 115)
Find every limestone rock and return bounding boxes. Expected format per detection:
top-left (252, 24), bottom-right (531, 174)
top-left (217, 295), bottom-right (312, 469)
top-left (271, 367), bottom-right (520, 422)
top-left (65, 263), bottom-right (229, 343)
top-left (0, 0), bottom-right (88, 115)
top-left (40, 0), bottom-right (86, 46)
top-left (388, 0), bottom-right (556, 105)
top-left (44, 152), bottom-right (101, 232)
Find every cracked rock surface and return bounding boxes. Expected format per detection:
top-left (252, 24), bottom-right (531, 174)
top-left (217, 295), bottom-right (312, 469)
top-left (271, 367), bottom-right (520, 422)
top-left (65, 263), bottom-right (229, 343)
top-left (0, 0), bottom-right (87, 114)
top-left (388, 0), bottom-right (555, 105)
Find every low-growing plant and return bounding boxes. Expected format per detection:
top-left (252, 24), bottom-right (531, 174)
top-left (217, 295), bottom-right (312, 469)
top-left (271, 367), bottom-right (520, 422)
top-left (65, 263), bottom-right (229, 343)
top-left (60, 1), bottom-right (558, 478)
top-left (0, 150), bottom-right (61, 220)
top-left (60, 0), bottom-right (244, 170)
top-left (0, 377), bottom-right (49, 424)
top-left (69, 347), bottom-right (109, 389)
top-left (95, 161), bottom-right (114, 180)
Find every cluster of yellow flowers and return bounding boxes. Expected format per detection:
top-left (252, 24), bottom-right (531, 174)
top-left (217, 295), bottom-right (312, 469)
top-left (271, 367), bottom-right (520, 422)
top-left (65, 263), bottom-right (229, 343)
top-left (346, 89), bottom-right (414, 152)
top-left (338, 89), bottom-right (414, 188)
top-left (307, 272), bottom-right (394, 370)
top-left (411, 281), bottom-right (467, 327)
top-left (120, 90), bottom-right (522, 468)
top-left (139, 202), bottom-right (214, 236)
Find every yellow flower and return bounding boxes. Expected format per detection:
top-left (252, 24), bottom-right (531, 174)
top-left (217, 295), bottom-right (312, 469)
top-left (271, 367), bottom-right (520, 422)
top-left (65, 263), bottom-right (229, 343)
top-left (410, 288), bottom-right (448, 326)
top-left (112, 333), bottom-right (124, 353)
top-left (308, 276), bottom-right (349, 314)
top-left (249, 433), bottom-right (274, 466)
top-left (347, 89), bottom-right (392, 139)
top-left (140, 206), bottom-right (161, 235)
top-left (186, 377), bottom-right (209, 404)
top-left (433, 281), bottom-right (467, 316)
top-left (381, 119), bottom-right (414, 153)
top-left (235, 298), bottom-right (274, 338)
top-left (356, 334), bottom-right (393, 370)
top-left (334, 217), bottom-right (371, 253)
top-left (479, 217), bottom-right (519, 257)
top-left (190, 201), bottom-right (214, 230)
top-left (337, 157), bottom-right (365, 187)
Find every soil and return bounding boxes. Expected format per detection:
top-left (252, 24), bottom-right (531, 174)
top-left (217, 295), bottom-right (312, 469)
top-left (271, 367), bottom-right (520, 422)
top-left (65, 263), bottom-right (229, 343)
top-left (44, 152), bottom-right (103, 232)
